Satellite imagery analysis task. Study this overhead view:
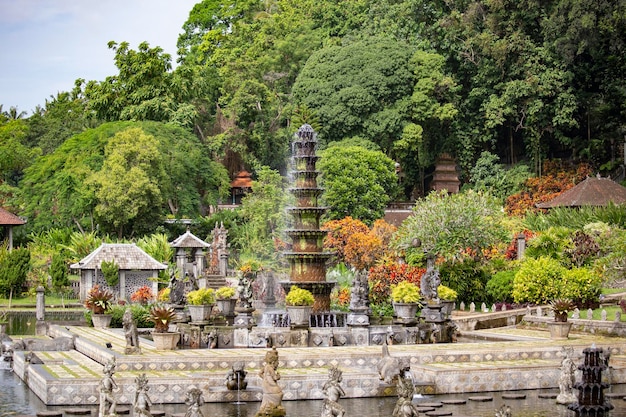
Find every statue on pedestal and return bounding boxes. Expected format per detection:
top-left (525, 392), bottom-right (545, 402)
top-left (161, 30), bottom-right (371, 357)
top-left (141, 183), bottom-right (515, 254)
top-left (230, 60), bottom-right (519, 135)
top-left (255, 347), bottom-right (285, 417)
top-left (123, 308), bottom-right (141, 354)
top-left (184, 387), bottom-right (204, 417)
top-left (556, 347), bottom-right (577, 405)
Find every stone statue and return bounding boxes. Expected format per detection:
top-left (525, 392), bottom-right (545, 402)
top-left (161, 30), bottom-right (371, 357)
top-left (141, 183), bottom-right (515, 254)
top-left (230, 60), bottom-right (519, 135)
top-left (255, 347), bottom-right (285, 417)
top-left (392, 359), bottom-right (419, 417)
top-left (226, 361), bottom-right (248, 391)
top-left (169, 266), bottom-right (185, 305)
top-left (420, 254), bottom-right (440, 304)
top-left (237, 271), bottom-right (255, 310)
top-left (99, 357), bottom-right (118, 417)
top-left (184, 387), bottom-right (204, 417)
top-left (320, 366), bottom-right (346, 417)
top-left (378, 343), bottom-right (401, 384)
top-left (495, 404), bottom-right (512, 417)
top-left (556, 347), bottom-right (577, 405)
top-left (133, 374), bottom-right (152, 417)
top-left (349, 269), bottom-right (369, 311)
top-left (123, 308), bottom-right (141, 354)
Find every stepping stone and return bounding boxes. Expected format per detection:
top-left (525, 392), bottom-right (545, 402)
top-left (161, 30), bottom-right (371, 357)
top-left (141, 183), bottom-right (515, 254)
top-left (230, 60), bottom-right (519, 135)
top-left (150, 411), bottom-right (166, 417)
top-left (64, 409), bottom-right (91, 416)
top-left (468, 396), bottom-right (493, 402)
top-left (425, 411), bottom-right (453, 417)
top-left (441, 398), bottom-right (467, 404)
top-left (605, 393), bottom-right (624, 398)
top-left (115, 408), bottom-right (130, 415)
top-left (37, 412), bottom-right (63, 417)
top-left (419, 402), bottom-right (443, 408)
top-left (502, 393), bottom-right (526, 399)
top-left (416, 406), bottom-right (436, 412)
top-left (538, 393), bottom-right (557, 399)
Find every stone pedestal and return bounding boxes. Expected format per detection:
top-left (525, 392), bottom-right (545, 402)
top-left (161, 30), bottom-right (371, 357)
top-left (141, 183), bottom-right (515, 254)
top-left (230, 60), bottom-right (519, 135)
top-left (347, 310), bottom-right (370, 327)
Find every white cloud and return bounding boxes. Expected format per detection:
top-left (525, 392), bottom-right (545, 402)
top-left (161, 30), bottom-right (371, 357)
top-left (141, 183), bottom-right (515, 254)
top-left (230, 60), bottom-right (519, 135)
top-left (0, 0), bottom-right (198, 113)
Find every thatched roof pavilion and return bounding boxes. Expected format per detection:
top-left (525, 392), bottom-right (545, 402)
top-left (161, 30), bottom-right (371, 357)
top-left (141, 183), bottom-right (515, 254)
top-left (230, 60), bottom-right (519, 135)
top-left (536, 176), bottom-right (626, 208)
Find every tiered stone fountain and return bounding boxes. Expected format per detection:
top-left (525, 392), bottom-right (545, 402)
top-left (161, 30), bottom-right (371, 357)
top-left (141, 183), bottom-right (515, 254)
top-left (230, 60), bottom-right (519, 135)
top-left (568, 346), bottom-right (614, 416)
top-left (282, 124), bottom-right (335, 312)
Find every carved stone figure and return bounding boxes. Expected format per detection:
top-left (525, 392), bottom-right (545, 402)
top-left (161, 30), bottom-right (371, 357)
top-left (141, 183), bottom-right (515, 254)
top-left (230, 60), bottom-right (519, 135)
top-left (184, 387), bottom-right (204, 417)
top-left (133, 374), bottom-right (152, 417)
top-left (556, 347), bottom-right (577, 405)
top-left (392, 360), bottom-right (419, 417)
top-left (99, 357), bottom-right (118, 417)
top-left (226, 361), bottom-right (248, 391)
top-left (123, 308), bottom-right (141, 354)
top-left (255, 347), bottom-right (286, 417)
top-left (420, 254), bottom-right (440, 304)
top-left (349, 269), bottom-right (369, 311)
top-left (378, 343), bottom-right (401, 384)
top-left (320, 366), bottom-right (346, 417)
top-left (169, 266), bottom-right (185, 305)
top-left (495, 404), bottom-right (512, 417)
top-left (237, 271), bottom-right (255, 310)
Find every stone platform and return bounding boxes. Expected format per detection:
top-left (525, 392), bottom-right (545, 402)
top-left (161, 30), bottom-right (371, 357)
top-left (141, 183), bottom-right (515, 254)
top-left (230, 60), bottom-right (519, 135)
top-left (11, 324), bottom-right (626, 406)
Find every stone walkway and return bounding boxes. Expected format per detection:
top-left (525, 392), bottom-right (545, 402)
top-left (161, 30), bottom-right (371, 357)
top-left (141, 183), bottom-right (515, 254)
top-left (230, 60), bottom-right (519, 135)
top-left (11, 324), bottom-right (626, 406)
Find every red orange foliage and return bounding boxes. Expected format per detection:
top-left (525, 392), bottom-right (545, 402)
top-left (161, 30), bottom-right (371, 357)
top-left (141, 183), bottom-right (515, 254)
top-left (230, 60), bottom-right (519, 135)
top-left (505, 230), bottom-right (536, 260)
top-left (505, 161), bottom-right (593, 216)
top-left (130, 286), bottom-right (154, 305)
top-left (368, 262), bottom-right (425, 306)
top-left (323, 217), bottom-right (396, 269)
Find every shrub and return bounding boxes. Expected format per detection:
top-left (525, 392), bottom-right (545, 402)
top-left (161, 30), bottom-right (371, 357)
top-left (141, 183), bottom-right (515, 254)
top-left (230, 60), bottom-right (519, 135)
top-left (101, 260), bottom-right (120, 287)
top-left (393, 190), bottom-right (508, 261)
top-left (285, 286), bottom-right (315, 306)
top-left (560, 267), bottom-right (601, 305)
top-left (157, 287), bottom-right (170, 302)
top-left (391, 281), bottom-right (421, 303)
top-left (512, 257), bottom-right (564, 304)
top-left (486, 269), bottom-right (517, 303)
top-left (437, 285), bottom-right (458, 301)
top-left (524, 227), bottom-right (573, 262)
top-left (549, 298), bottom-right (575, 322)
top-left (439, 258), bottom-right (490, 303)
top-left (109, 304), bottom-right (152, 328)
top-left (186, 288), bottom-right (215, 305)
top-left (216, 286), bottom-right (236, 300)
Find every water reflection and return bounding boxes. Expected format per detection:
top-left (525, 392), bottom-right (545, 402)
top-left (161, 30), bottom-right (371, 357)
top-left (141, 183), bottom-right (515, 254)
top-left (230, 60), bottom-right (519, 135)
top-left (4, 366), bottom-right (626, 417)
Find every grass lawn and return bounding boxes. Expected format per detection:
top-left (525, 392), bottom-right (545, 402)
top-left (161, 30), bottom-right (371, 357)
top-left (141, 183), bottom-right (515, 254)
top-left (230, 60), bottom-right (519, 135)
top-left (0, 295), bottom-right (81, 308)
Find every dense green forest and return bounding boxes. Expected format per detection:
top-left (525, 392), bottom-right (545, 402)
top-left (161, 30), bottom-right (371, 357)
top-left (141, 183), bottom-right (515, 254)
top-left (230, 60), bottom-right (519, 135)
top-left (1, 0), bottom-right (625, 240)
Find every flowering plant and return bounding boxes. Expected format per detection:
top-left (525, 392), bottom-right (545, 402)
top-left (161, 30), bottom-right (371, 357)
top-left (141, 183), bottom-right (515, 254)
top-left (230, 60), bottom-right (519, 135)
top-left (130, 286), bottom-right (154, 305)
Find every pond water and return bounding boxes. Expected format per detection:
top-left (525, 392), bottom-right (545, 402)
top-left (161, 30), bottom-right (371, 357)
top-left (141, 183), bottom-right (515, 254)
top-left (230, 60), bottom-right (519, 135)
top-left (4, 367), bottom-right (626, 417)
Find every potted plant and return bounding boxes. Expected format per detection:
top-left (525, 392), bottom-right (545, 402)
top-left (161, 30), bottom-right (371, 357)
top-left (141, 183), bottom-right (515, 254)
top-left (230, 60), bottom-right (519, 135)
top-left (285, 286), bottom-right (315, 327)
top-left (215, 286), bottom-right (237, 316)
top-left (391, 281), bottom-right (421, 323)
top-left (548, 298), bottom-right (575, 339)
top-left (186, 288), bottom-right (216, 323)
top-left (148, 304), bottom-right (180, 349)
top-left (438, 285), bottom-right (458, 317)
top-left (84, 285), bottom-right (114, 328)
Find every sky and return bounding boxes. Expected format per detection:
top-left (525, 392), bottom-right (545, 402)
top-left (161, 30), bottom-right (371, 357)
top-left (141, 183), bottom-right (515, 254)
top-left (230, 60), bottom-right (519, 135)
top-left (0, 0), bottom-right (199, 114)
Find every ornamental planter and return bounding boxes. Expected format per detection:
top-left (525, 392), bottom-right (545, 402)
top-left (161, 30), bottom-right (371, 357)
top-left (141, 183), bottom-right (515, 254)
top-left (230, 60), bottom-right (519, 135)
top-left (393, 303), bottom-right (420, 324)
top-left (216, 299), bottom-right (237, 316)
top-left (187, 305), bottom-right (213, 323)
top-left (286, 306), bottom-right (312, 328)
top-left (151, 332), bottom-right (180, 350)
top-left (547, 321), bottom-right (572, 339)
top-left (91, 314), bottom-right (112, 328)
top-left (441, 300), bottom-right (455, 317)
